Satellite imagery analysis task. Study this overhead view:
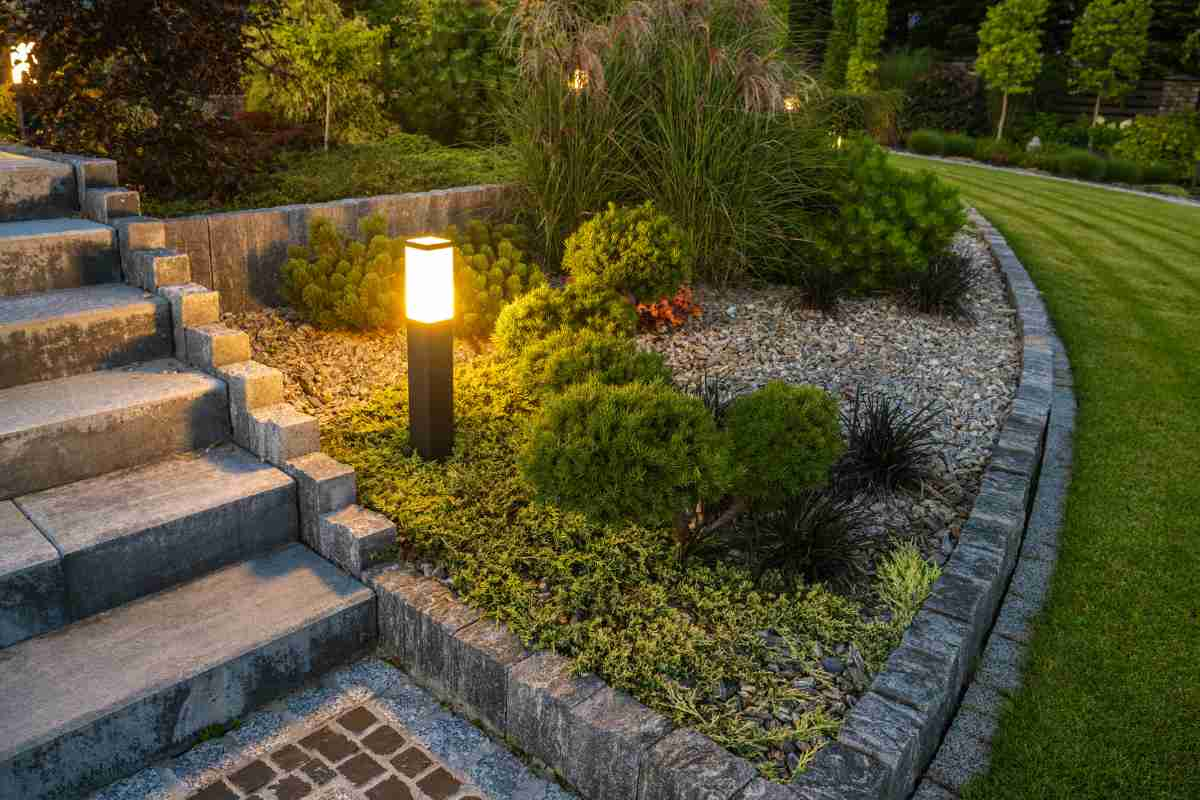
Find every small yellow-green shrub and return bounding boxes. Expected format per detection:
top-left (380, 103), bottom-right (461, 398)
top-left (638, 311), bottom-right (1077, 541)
top-left (493, 282), bottom-right (638, 356)
top-left (562, 201), bottom-right (693, 301)
top-left (517, 330), bottom-right (671, 397)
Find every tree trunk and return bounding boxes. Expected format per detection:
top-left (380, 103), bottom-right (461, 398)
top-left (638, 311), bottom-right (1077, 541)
top-left (1092, 94), bottom-right (1102, 126)
top-left (996, 92), bottom-right (1009, 142)
top-left (323, 82), bottom-right (332, 153)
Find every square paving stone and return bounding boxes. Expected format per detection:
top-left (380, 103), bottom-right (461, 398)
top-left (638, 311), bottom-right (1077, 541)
top-left (271, 743), bottom-right (310, 771)
top-left (230, 760), bottom-right (276, 793)
top-left (266, 774), bottom-right (313, 800)
top-left (337, 705), bottom-right (379, 734)
top-left (366, 777), bottom-right (415, 800)
top-left (362, 725), bottom-right (406, 755)
top-left (416, 767), bottom-right (462, 800)
top-left (391, 747), bottom-right (433, 778)
top-left (299, 758), bottom-right (337, 787)
top-left (192, 781), bottom-right (238, 800)
top-left (299, 727), bottom-right (359, 763)
top-left (338, 752), bottom-right (387, 786)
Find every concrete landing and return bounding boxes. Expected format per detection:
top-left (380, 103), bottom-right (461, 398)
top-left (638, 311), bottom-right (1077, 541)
top-left (16, 443), bottom-right (297, 622)
top-left (0, 359), bottom-right (230, 500)
top-left (0, 217), bottom-right (118, 297)
top-left (0, 543), bottom-right (376, 800)
top-left (0, 283), bottom-right (173, 389)
top-left (0, 152), bottom-right (76, 223)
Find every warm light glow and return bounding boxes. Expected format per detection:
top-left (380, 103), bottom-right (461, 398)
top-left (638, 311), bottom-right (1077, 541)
top-left (568, 68), bottom-right (589, 92)
top-left (10, 42), bottom-right (34, 86)
top-left (405, 237), bottom-right (454, 323)
top-left (836, 135), bottom-right (843, 150)
top-left (783, 96), bottom-right (800, 112)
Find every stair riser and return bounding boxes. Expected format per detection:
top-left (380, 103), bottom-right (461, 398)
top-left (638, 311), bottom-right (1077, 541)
top-left (55, 486), bottom-right (298, 621)
top-left (0, 301), bottom-right (173, 390)
top-left (0, 165), bottom-right (76, 223)
top-left (0, 387), bottom-right (230, 502)
top-left (0, 226), bottom-right (119, 297)
top-left (0, 600), bottom-right (376, 800)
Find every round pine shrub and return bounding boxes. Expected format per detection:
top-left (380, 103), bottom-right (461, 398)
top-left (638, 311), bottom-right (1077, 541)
top-left (943, 133), bottom-right (976, 157)
top-left (517, 329), bottom-right (672, 396)
top-left (907, 129), bottom-right (946, 156)
top-left (493, 282), bottom-right (638, 356)
top-left (1103, 158), bottom-right (1142, 184)
top-left (1057, 149), bottom-right (1107, 182)
top-left (563, 201), bottom-right (693, 302)
top-left (443, 219), bottom-right (545, 339)
top-left (724, 382), bottom-right (845, 508)
top-left (520, 380), bottom-right (734, 527)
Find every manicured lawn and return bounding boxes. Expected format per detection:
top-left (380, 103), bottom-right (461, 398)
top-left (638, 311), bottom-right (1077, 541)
top-left (892, 155), bottom-right (1200, 799)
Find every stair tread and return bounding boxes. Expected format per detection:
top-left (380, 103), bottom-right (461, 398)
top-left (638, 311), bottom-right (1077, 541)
top-left (0, 543), bottom-right (372, 760)
top-left (16, 443), bottom-right (292, 558)
top-left (0, 358), bottom-right (221, 435)
top-left (0, 217), bottom-right (111, 240)
top-left (0, 153), bottom-right (72, 175)
top-left (0, 283), bottom-right (162, 327)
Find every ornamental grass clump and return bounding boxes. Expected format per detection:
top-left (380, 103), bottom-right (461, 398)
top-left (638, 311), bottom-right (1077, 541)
top-left (517, 329), bottom-right (671, 396)
top-left (563, 201), bottom-right (693, 302)
top-left (492, 282), bottom-right (637, 355)
top-left (899, 249), bottom-right (976, 320)
top-left (836, 386), bottom-right (942, 492)
top-left (744, 487), bottom-right (868, 586)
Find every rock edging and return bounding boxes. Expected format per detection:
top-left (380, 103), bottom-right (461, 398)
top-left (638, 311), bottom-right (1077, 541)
top-left (365, 209), bottom-right (1065, 800)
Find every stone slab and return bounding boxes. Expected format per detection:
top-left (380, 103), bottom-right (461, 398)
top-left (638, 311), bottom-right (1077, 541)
top-left (164, 216), bottom-right (215, 289)
top-left (0, 544), bottom-right (375, 800)
top-left (790, 742), bottom-right (889, 800)
top-left (83, 187), bottom-right (140, 224)
top-left (160, 283), bottom-right (220, 360)
top-left (246, 403), bottom-right (321, 466)
top-left (284, 452), bottom-right (357, 550)
top-left (505, 650), bottom-right (606, 771)
top-left (0, 283), bottom-right (173, 389)
top-left (0, 153), bottom-right (77, 222)
top-left (207, 207), bottom-right (291, 312)
top-left (319, 505), bottom-right (395, 579)
top-left (127, 248), bottom-right (191, 292)
top-left (837, 693), bottom-right (924, 800)
top-left (0, 218), bottom-right (119, 297)
top-left (185, 323), bottom-right (251, 370)
top-left (641, 728), bottom-right (757, 800)
top-left (0, 499), bottom-right (66, 648)
top-left (557, 686), bottom-right (673, 800)
top-left (15, 443), bottom-right (297, 620)
top-left (0, 359), bottom-right (230, 500)
top-left (868, 644), bottom-right (960, 764)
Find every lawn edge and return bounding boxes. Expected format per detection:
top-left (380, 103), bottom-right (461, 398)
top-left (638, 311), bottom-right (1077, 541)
top-left (363, 209), bottom-right (1065, 800)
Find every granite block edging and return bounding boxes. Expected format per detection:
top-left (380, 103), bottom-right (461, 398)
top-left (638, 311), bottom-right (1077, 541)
top-left (364, 208), bottom-right (1067, 800)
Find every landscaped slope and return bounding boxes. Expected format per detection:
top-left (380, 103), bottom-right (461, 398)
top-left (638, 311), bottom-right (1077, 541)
top-left (892, 154), bottom-right (1200, 800)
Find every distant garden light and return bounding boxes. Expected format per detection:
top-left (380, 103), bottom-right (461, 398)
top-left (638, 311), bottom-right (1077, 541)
top-left (568, 68), bottom-right (589, 92)
top-left (9, 42), bottom-right (34, 85)
top-left (783, 96), bottom-right (800, 112)
top-left (405, 236), bottom-right (455, 460)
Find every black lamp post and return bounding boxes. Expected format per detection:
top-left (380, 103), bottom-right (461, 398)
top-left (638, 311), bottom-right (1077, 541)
top-left (405, 236), bottom-right (455, 460)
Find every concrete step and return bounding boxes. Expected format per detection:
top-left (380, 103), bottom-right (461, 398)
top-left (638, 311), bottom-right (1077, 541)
top-left (0, 283), bottom-right (173, 390)
top-left (0, 152), bottom-right (77, 222)
top-left (0, 500), bottom-right (65, 649)
top-left (0, 359), bottom-right (230, 501)
top-left (0, 543), bottom-right (376, 800)
top-left (14, 443), bottom-right (298, 623)
top-left (0, 218), bottom-right (119, 298)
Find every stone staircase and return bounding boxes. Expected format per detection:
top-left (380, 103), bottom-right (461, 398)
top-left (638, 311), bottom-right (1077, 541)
top-left (0, 149), bottom-right (395, 799)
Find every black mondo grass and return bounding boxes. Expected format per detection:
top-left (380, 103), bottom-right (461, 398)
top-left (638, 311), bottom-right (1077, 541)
top-left (746, 487), bottom-right (869, 587)
top-left (837, 386), bottom-right (942, 492)
top-left (900, 249), bottom-right (976, 320)
top-left (683, 372), bottom-right (738, 424)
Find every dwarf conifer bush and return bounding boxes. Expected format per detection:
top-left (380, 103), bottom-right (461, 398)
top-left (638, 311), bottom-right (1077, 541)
top-left (442, 219), bottom-right (545, 340)
top-left (493, 282), bottom-right (638, 355)
top-left (281, 214), bottom-right (405, 330)
top-left (724, 382), bottom-right (845, 508)
top-left (517, 330), bottom-right (672, 396)
top-left (1103, 158), bottom-right (1143, 184)
top-left (907, 129), bottom-right (946, 155)
top-left (1057, 148), bottom-right (1107, 181)
top-left (563, 201), bottom-right (693, 302)
top-left (943, 133), bottom-right (976, 158)
top-left (521, 380), bottom-right (734, 527)
top-left (814, 139), bottom-right (965, 291)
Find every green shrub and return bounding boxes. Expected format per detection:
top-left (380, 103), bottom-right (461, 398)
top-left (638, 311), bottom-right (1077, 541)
top-left (943, 133), bottom-right (976, 157)
top-left (876, 542), bottom-right (941, 626)
top-left (878, 46), bottom-right (936, 91)
top-left (1142, 161), bottom-right (1178, 183)
top-left (1057, 148), bottom-right (1107, 181)
top-left (813, 138), bottom-right (965, 291)
top-left (907, 129), bottom-right (946, 156)
top-left (517, 330), bottom-right (672, 396)
top-left (442, 219), bottom-right (545, 340)
top-left (1112, 113), bottom-right (1200, 181)
top-left (521, 380), bottom-right (734, 527)
top-left (824, 89), bottom-right (905, 146)
top-left (493, 282), bottom-right (638, 355)
top-left (280, 214), bottom-right (405, 330)
top-left (974, 137), bottom-right (1020, 166)
top-left (724, 382), bottom-right (844, 508)
top-left (900, 64), bottom-right (987, 135)
top-left (563, 202), bottom-right (693, 301)
top-left (1103, 158), bottom-right (1142, 184)
top-left (0, 84), bottom-right (18, 141)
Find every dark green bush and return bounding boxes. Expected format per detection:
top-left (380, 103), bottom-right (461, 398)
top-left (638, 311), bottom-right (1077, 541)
top-left (907, 129), bottom-right (946, 156)
top-left (1057, 149), bottom-right (1107, 182)
top-left (943, 133), bottom-right (976, 157)
top-left (973, 138), bottom-right (1019, 166)
top-left (1111, 113), bottom-right (1200, 181)
top-left (442, 219), bottom-right (545, 340)
top-left (813, 138), bottom-right (965, 291)
top-left (1103, 158), bottom-right (1143, 184)
top-left (520, 380), bottom-right (734, 527)
top-left (900, 64), bottom-right (986, 136)
top-left (562, 201), bottom-right (693, 302)
top-left (517, 330), bottom-right (672, 396)
top-left (281, 214), bottom-right (405, 330)
top-left (1142, 161), bottom-right (1177, 183)
top-left (493, 282), bottom-right (638, 356)
top-left (725, 382), bottom-right (845, 508)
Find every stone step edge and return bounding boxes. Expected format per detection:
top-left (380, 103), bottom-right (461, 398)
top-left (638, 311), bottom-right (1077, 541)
top-left (361, 209), bottom-right (1062, 800)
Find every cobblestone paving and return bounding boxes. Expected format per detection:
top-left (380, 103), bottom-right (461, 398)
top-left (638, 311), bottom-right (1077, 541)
top-left (88, 659), bottom-right (576, 800)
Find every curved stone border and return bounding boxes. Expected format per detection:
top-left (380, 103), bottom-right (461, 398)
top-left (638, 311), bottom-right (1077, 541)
top-left (364, 209), bottom-right (1067, 800)
top-left (892, 149), bottom-right (1200, 208)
